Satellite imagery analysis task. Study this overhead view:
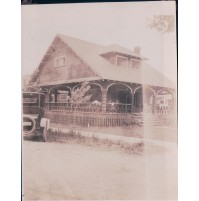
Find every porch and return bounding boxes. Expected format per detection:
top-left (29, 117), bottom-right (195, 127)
top-left (43, 81), bottom-right (176, 126)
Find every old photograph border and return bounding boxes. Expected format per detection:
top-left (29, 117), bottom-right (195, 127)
top-left (4, 1), bottom-right (199, 201)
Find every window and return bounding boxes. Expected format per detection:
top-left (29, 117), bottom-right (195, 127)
top-left (131, 58), bottom-right (140, 68)
top-left (54, 56), bottom-right (66, 67)
top-left (60, 94), bottom-right (67, 101)
top-left (23, 93), bottom-right (38, 104)
top-left (116, 55), bottom-right (128, 66)
top-left (50, 94), bottom-right (55, 102)
top-left (23, 97), bottom-right (37, 103)
top-left (58, 91), bottom-right (70, 102)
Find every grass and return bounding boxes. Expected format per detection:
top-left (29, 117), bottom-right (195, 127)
top-left (47, 128), bottom-right (144, 155)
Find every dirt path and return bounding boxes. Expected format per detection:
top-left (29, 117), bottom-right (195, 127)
top-left (23, 141), bottom-right (177, 200)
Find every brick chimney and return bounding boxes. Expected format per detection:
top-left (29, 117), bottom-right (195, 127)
top-left (134, 46), bottom-right (141, 55)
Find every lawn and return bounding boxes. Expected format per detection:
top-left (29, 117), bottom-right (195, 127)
top-left (50, 123), bottom-right (177, 142)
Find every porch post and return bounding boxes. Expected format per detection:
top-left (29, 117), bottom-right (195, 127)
top-left (45, 93), bottom-right (50, 102)
top-left (45, 92), bottom-right (50, 110)
top-left (131, 92), bottom-right (134, 114)
top-left (152, 94), bottom-right (156, 114)
top-left (55, 90), bottom-right (58, 102)
top-left (101, 90), bottom-right (107, 113)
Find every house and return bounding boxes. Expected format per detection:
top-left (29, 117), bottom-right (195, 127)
top-left (30, 34), bottom-right (176, 126)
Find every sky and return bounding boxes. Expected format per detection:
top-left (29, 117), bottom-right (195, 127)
top-left (21, 1), bottom-right (177, 82)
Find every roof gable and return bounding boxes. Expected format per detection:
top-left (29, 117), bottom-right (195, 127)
top-left (36, 36), bottom-right (99, 85)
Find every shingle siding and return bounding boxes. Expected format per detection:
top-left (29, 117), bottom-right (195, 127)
top-left (38, 37), bottom-right (96, 84)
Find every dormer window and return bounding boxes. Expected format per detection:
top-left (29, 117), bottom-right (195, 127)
top-left (131, 58), bottom-right (140, 68)
top-left (54, 56), bottom-right (66, 67)
top-left (116, 55), bottom-right (128, 66)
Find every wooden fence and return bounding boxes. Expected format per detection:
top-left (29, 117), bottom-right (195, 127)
top-left (44, 110), bottom-right (176, 127)
top-left (45, 111), bottom-right (132, 127)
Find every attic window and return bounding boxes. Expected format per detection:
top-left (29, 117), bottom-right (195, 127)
top-left (131, 58), bottom-right (140, 68)
top-left (116, 55), bottom-right (128, 66)
top-left (54, 56), bottom-right (66, 67)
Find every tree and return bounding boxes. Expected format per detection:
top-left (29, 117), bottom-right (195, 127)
top-left (23, 80), bottom-right (41, 92)
top-left (68, 81), bottom-right (92, 127)
top-left (68, 81), bottom-right (91, 104)
top-left (147, 15), bottom-right (175, 33)
top-left (23, 68), bottom-right (41, 92)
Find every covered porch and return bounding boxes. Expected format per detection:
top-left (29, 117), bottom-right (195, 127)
top-left (42, 80), bottom-right (176, 116)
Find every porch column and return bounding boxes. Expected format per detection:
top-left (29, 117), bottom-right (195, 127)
top-left (101, 90), bottom-right (107, 113)
top-left (55, 90), bottom-right (58, 102)
top-left (131, 92), bottom-right (134, 114)
top-left (45, 93), bottom-right (50, 110)
top-left (45, 93), bottom-right (50, 102)
top-left (152, 94), bottom-right (156, 114)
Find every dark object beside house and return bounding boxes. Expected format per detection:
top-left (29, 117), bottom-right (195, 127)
top-left (23, 92), bottom-right (50, 141)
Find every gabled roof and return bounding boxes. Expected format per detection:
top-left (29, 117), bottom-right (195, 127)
top-left (38, 34), bottom-right (176, 89)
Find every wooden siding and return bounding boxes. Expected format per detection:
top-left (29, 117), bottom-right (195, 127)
top-left (45, 111), bottom-right (131, 127)
top-left (38, 37), bottom-right (96, 84)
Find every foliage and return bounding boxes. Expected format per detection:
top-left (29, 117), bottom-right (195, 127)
top-left (147, 15), bottom-right (175, 33)
top-left (23, 80), bottom-right (41, 92)
top-left (122, 118), bottom-right (143, 127)
top-left (68, 81), bottom-right (91, 103)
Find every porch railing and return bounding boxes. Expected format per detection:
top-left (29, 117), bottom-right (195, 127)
top-left (45, 102), bottom-right (175, 115)
top-left (154, 105), bottom-right (175, 115)
top-left (45, 102), bottom-right (102, 112)
top-left (106, 103), bottom-right (132, 113)
top-left (45, 102), bottom-right (132, 113)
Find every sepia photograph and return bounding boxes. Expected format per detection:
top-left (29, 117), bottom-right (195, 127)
top-left (22, 1), bottom-right (177, 200)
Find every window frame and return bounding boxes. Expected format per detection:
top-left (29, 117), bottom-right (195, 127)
top-left (60, 94), bottom-right (67, 101)
top-left (54, 56), bottom-right (66, 68)
top-left (116, 55), bottom-right (128, 66)
top-left (130, 58), bottom-right (140, 68)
